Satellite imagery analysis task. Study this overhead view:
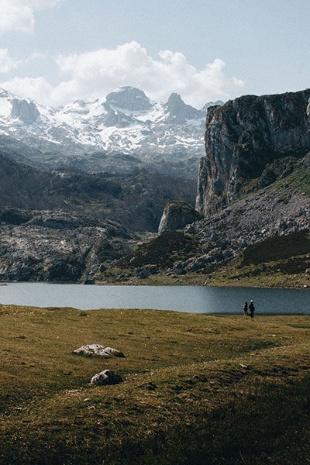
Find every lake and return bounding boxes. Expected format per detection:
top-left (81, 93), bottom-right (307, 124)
top-left (0, 283), bottom-right (309, 314)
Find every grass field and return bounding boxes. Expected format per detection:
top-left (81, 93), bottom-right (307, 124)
top-left (0, 305), bottom-right (309, 465)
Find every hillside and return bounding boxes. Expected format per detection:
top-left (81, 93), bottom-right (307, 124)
top-left (0, 149), bottom-right (195, 231)
top-left (1, 307), bottom-right (309, 465)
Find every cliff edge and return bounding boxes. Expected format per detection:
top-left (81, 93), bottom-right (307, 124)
top-left (196, 89), bottom-right (310, 215)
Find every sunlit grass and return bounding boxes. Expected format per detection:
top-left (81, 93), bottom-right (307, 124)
top-left (0, 305), bottom-right (309, 464)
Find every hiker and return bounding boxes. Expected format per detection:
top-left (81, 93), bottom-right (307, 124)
top-left (249, 300), bottom-right (255, 318)
top-left (242, 301), bottom-right (248, 316)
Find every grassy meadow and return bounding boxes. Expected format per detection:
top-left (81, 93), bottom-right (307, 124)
top-left (0, 304), bottom-right (309, 465)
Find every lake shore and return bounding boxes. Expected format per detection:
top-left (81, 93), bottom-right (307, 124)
top-left (97, 268), bottom-right (310, 289)
top-left (1, 306), bottom-right (309, 465)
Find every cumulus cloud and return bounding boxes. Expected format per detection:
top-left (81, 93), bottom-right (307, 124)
top-left (0, 41), bottom-right (244, 108)
top-left (0, 48), bottom-right (19, 73)
top-left (0, 76), bottom-right (53, 103)
top-left (52, 41), bottom-right (244, 108)
top-left (0, 0), bottom-right (61, 34)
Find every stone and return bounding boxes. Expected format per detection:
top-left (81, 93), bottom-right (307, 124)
top-left (90, 370), bottom-right (123, 386)
top-left (73, 344), bottom-right (125, 358)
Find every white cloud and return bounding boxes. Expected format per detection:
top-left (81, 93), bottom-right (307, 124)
top-left (52, 41), bottom-right (244, 108)
top-left (0, 76), bottom-right (53, 102)
top-left (0, 48), bottom-right (19, 73)
top-left (0, 41), bottom-right (244, 108)
top-left (0, 0), bottom-right (61, 34)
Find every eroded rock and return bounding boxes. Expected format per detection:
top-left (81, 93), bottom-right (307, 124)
top-left (73, 344), bottom-right (125, 358)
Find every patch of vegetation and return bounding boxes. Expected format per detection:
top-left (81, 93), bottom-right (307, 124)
top-left (0, 306), bottom-right (309, 465)
top-left (117, 231), bottom-right (203, 269)
top-left (241, 230), bottom-right (310, 266)
top-left (288, 163), bottom-right (310, 196)
top-left (205, 235), bottom-right (310, 289)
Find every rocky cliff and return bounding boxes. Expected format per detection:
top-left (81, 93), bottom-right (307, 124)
top-left (0, 209), bottom-right (133, 282)
top-left (196, 89), bottom-right (310, 215)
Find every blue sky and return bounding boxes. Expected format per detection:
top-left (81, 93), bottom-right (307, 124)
top-left (0, 0), bottom-right (309, 108)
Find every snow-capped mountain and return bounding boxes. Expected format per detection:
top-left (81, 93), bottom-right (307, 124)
top-left (0, 86), bottom-right (223, 178)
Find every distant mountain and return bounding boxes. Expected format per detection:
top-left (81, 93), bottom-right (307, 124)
top-left (0, 148), bottom-right (196, 232)
top-left (0, 87), bottom-right (223, 178)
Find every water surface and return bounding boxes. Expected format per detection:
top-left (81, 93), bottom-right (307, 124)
top-left (0, 283), bottom-right (309, 314)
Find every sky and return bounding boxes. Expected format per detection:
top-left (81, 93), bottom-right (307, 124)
top-left (0, 0), bottom-right (309, 109)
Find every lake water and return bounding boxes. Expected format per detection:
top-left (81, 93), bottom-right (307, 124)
top-left (0, 283), bottom-right (309, 314)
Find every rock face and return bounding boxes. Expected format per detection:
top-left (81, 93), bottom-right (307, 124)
top-left (196, 89), bottom-right (310, 215)
top-left (158, 201), bottom-right (202, 234)
top-left (11, 98), bottom-right (40, 124)
top-left (0, 209), bottom-right (133, 282)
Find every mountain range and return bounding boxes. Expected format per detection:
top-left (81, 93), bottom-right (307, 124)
top-left (0, 87), bottom-right (309, 285)
top-left (0, 86), bottom-right (222, 178)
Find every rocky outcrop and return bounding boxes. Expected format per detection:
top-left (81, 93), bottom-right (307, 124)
top-left (196, 89), bottom-right (310, 215)
top-left (74, 345), bottom-right (125, 358)
top-left (158, 201), bottom-right (202, 234)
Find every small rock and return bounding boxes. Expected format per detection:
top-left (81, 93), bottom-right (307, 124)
top-left (90, 370), bottom-right (123, 386)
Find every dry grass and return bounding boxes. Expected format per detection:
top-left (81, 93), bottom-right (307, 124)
top-left (0, 305), bottom-right (309, 464)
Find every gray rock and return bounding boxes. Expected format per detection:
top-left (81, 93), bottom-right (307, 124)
top-left (158, 201), bottom-right (202, 234)
top-left (74, 344), bottom-right (125, 358)
top-left (90, 370), bottom-right (123, 386)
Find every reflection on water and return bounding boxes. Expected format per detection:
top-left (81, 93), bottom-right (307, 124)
top-left (0, 283), bottom-right (309, 314)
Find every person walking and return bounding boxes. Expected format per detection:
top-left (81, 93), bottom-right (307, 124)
top-left (249, 300), bottom-right (255, 318)
top-left (242, 301), bottom-right (248, 316)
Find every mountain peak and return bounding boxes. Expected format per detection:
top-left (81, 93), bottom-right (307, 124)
top-left (165, 93), bottom-right (204, 124)
top-left (11, 98), bottom-right (41, 124)
top-left (104, 86), bottom-right (152, 113)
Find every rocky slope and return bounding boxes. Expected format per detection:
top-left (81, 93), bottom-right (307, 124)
top-left (0, 149), bottom-right (196, 232)
top-left (180, 157), bottom-right (310, 274)
top-left (196, 89), bottom-right (310, 214)
top-left (0, 209), bottom-right (134, 282)
top-left (0, 86), bottom-right (222, 179)
top-left (109, 153), bottom-right (310, 285)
